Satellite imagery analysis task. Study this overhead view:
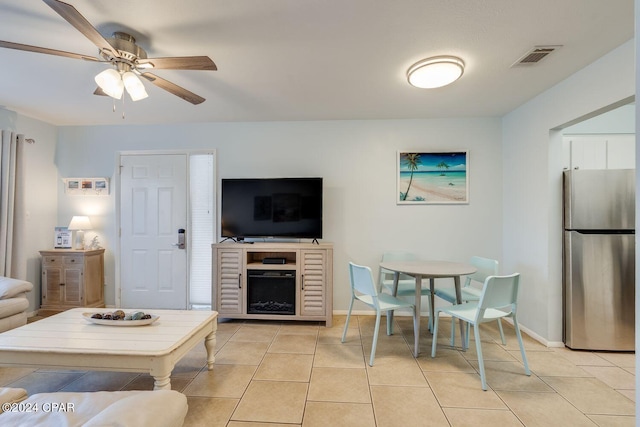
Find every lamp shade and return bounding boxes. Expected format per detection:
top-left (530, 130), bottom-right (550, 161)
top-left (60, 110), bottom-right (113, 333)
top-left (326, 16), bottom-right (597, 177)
top-left (95, 69), bottom-right (124, 99)
top-left (68, 216), bottom-right (93, 231)
top-left (407, 56), bottom-right (465, 89)
top-left (122, 71), bottom-right (149, 101)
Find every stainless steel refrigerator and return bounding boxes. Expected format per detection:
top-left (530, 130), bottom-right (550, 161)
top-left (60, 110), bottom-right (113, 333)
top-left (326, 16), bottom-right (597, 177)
top-left (563, 169), bottom-right (635, 351)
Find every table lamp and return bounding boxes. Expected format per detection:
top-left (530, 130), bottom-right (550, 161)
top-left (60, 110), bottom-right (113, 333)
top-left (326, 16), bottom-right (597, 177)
top-left (68, 216), bottom-right (92, 250)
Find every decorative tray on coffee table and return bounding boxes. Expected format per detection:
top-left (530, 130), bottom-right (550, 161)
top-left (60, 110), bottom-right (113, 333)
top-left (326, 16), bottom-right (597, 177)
top-left (82, 312), bottom-right (159, 326)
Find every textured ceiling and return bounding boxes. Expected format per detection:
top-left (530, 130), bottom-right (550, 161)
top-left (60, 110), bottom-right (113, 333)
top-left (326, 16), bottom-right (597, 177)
top-left (0, 0), bottom-right (634, 126)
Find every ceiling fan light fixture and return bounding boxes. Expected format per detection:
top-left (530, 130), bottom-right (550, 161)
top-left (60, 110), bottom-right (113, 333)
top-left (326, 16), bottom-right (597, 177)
top-left (407, 56), bottom-right (465, 89)
top-left (122, 71), bottom-right (148, 101)
top-left (94, 68), bottom-right (124, 99)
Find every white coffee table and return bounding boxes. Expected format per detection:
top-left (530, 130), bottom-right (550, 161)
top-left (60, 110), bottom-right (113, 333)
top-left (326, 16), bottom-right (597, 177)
top-left (0, 308), bottom-right (218, 390)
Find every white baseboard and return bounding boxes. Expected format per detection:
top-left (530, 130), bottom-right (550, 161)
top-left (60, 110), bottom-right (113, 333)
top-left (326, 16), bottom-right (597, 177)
top-left (499, 317), bottom-right (564, 348)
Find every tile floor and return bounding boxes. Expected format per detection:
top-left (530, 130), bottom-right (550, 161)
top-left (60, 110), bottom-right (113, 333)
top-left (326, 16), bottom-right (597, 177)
top-left (0, 315), bottom-right (636, 426)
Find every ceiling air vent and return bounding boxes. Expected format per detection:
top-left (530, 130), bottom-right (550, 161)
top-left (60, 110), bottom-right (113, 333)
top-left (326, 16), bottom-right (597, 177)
top-left (511, 45), bottom-right (562, 67)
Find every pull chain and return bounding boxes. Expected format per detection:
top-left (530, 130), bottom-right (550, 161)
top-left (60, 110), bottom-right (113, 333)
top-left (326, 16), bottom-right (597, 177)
top-left (108, 93), bottom-right (127, 119)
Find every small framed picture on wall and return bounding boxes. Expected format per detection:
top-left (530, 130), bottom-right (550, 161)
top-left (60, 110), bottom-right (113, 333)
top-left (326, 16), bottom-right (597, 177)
top-left (93, 178), bottom-right (109, 194)
top-left (63, 178), bottom-right (109, 195)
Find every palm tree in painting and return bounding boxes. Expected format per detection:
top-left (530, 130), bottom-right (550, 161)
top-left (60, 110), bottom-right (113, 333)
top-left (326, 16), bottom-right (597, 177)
top-left (401, 153), bottom-right (421, 201)
top-left (436, 161), bottom-right (450, 176)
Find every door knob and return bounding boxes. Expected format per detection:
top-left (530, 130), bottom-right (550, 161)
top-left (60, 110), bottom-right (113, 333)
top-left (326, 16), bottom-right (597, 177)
top-left (172, 228), bottom-right (186, 249)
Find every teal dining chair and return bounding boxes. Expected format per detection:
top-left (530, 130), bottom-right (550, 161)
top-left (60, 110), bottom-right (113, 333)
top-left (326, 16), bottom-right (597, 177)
top-left (434, 256), bottom-right (503, 347)
top-left (379, 251), bottom-right (433, 331)
top-left (342, 262), bottom-right (418, 366)
top-left (431, 273), bottom-right (531, 390)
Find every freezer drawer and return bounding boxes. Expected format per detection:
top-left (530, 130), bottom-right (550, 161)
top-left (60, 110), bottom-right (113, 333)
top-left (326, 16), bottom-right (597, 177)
top-left (564, 231), bottom-right (635, 350)
top-left (563, 169), bottom-right (635, 230)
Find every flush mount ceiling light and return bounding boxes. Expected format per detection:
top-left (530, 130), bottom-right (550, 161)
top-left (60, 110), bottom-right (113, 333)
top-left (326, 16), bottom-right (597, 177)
top-left (407, 56), bottom-right (465, 89)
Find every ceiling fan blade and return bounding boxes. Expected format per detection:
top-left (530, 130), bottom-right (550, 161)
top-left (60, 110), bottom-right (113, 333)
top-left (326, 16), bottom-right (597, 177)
top-left (0, 40), bottom-right (99, 61)
top-left (138, 56), bottom-right (217, 71)
top-left (43, 0), bottom-right (116, 56)
top-left (140, 73), bottom-right (206, 105)
top-left (93, 87), bottom-right (107, 96)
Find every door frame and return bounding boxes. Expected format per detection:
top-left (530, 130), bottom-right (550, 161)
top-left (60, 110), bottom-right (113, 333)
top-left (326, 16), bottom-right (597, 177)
top-left (115, 149), bottom-right (217, 308)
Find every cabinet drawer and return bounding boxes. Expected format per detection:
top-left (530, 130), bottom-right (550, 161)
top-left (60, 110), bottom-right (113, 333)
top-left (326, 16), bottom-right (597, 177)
top-left (63, 256), bottom-right (83, 266)
top-left (42, 256), bottom-right (62, 266)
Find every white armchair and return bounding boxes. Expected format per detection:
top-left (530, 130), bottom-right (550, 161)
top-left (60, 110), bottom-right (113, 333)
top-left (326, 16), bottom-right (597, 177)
top-left (0, 277), bottom-right (33, 333)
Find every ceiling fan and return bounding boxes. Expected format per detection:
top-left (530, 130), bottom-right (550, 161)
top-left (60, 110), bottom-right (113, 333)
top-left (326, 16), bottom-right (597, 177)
top-left (0, 0), bottom-right (216, 105)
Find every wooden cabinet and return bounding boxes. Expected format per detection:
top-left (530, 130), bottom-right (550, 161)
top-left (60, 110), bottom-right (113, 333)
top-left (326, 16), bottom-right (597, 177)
top-left (39, 249), bottom-right (105, 315)
top-left (212, 242), bottom-right (333, 326)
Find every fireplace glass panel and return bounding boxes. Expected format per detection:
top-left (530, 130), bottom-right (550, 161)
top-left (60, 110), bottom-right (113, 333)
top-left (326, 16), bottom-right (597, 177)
top-left (247, 270), bottom-right (296, 315)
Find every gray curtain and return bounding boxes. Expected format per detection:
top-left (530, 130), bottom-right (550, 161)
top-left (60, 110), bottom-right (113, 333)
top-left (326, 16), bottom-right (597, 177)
top-left (0, 131), bottom-right (23, 277)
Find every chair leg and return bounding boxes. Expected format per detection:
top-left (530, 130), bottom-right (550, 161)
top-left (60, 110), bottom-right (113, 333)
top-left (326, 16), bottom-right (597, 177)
top-left (369, 310), bottom-right (382, 366)
top-left (412, 305), bottom-right (419, 358)
top-left (427, 294), bottom-right (433, 333)
top-left (474, 324), bottom-right (488, 391)
top-left (497, 319), bottom-right (506, 345)
top-left (464, 321), bottom-right (470, 350)
top-left (450, 316), bottom-right (456, 346)
top-left (512, 315), bottom-right (531, 375)
top-left (341, 297), bottom-right (355, 343)
top-left (430, 310), bottom-right (441, 358)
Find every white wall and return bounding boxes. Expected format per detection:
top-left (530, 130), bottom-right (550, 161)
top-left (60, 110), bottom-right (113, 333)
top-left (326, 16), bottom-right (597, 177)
top-left (564, 103), bottom-right (635, 134)
top-left (502, 39), bottom-right (634, 344)
top-left (56, 118), bottom-right (503, 309)
top-left (0, 109), bottom-right (58, 312)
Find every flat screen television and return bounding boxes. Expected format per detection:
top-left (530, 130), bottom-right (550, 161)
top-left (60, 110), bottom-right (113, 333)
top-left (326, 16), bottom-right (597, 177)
top-left (221, 178), bottom-right (323, 239)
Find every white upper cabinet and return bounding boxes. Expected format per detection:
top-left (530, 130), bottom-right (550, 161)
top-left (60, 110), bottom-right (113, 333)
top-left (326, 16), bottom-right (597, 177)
top-left (564, 134), bottom-right (635, 170)
top-left (568, 136), bottom-right (607, 170)
top-left (606, 134), bottom-right (636, 169)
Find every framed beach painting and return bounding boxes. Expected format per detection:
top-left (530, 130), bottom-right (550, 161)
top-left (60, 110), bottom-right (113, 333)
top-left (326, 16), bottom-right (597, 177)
top-left (397, 150), bottom-right (469, 204)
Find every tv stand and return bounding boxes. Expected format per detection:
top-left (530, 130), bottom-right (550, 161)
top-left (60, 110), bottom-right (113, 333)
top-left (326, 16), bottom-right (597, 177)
top-left (212, 242), bottom-right (333, 326)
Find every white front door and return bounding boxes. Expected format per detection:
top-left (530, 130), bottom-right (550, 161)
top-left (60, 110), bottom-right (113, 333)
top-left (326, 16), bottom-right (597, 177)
top-left (119, 154), bottom-right (188, 309)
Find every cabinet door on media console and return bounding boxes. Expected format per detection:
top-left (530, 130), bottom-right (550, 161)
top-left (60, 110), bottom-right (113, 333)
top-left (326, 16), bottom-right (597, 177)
top-left (299, 249), bottom-right (328, 317)
top-left (215, 248), bottom-right (243, 315)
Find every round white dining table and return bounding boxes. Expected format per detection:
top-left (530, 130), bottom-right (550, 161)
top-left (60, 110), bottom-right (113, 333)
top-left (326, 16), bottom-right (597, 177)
top-left (379, 260), bottom-right (477, 354)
